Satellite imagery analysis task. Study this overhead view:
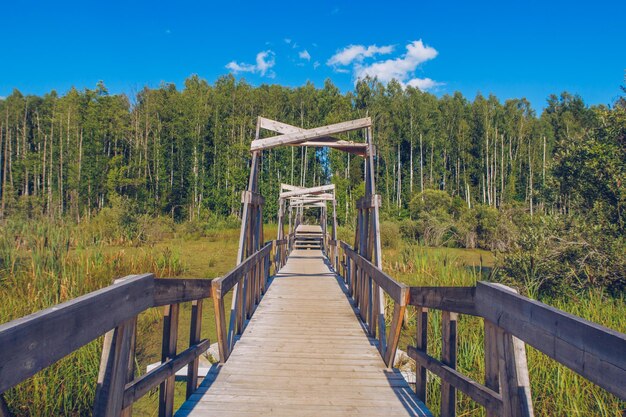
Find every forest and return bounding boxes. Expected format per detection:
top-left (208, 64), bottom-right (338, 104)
top-left (1, 74), bottom-right (624, 296)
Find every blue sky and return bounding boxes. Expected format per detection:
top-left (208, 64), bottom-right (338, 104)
top-left (1, 0), bottom-right (625, 109)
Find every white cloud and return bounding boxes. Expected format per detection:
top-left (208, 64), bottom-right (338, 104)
top-left (313, 61), bottom-right (320, 70)
top-left (355, 40), bottom-right (437, 83)
top-left (406, 77), bottom-right (443, 90)
top-left (255, 51), bottom-right (275, 76)
top-left (299, 50), bottom-right (311, 61)
top-left (225, 61), bottom-right (256, 73)
top-left (226, 50), bottom-right (276, 78)
top-left (327, 44), bottom-right (394, 67)
top-left (284, 38), bottom-right (292, 44)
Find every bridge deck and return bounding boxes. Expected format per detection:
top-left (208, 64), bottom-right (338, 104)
top-left (176, 247), bottom-right (431, 416)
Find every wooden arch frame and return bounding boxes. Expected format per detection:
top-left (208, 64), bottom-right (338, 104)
top-left (235, 116), bottom-right (384, 343)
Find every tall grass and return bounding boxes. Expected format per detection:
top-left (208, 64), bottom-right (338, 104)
top-left (0, 218), bottom-right (187, 416)
top-left (384, 242), bottom-right (626, 416)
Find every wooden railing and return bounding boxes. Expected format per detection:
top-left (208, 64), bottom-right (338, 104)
top-left (212, 241), bottom-right (273, 363)
top-left (333, 240), bottom-right (409, 368)
top-left (0, 274), bottom-right (213, 417)
top-left (274, 237), bottom-right (290, 270)
top-left (407, 282), bottom-right (626, 417)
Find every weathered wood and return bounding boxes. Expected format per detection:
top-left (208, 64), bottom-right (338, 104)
top-left (250, 118), bottom-right (371, 151)
top-left (153, 278), bottom-right (211, 307)
top-left (259, 117), bottom-right (368, 155)
top-left (241, 190), bottom-right (265, 206)
top-left (383, 290), bottom-right (408, 367)
top-left (93, 317), bottom-right (137, 417)
top-left (408, 287), bottom-right (477, 316)
top-left (279, 184), bottom-right (335, 199)
top-left (186, 300), bottom-right (203, 398)
top-left (179, 248), bottom-right (430, 417)
top-left (214, 243), bottom-right (272, 296)
top-left (120, 314), bottom-right (137, 417)
top-left (476, 281), bottom-right (626, 400)
top-left (340, 242), bottom-right (406, 304)
top-left (415, 307), bottom-right (429, 403)
top-left (123, 339), bottom-right (210, 408)
top-left (356, 194), bottom-right (381, 209)
top-left (484, 320), bottom-right (500, 417)
top-left (212, 281), bottom-right (229, 363)
top-left (408, 346), bottom-right (502, 414)
top-left (441, 311), bottom-right (458, 417)
top-left (159, 304), bottom-right (179, 417)
top-left (0, 273), bottom-right (153, 394)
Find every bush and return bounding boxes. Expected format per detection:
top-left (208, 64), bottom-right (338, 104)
top-left (380, 221), bottom-right (400, 249)
top-left (497, 216), bottom-right (626, 297)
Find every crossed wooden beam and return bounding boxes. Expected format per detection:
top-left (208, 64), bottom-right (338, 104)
top-left (280, 184), bottom-right (335, 209)
top-left (252, 117), bottom-right (370, 156)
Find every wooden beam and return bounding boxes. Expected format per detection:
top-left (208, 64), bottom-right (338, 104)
top-left (241, 191), bottom-right (265, 206)
top-left (356, 194), bottom-right (381, 209)
top-left (123, 339), bottom-right (210, 409)
top-left (441, 311), bottom-right (458, 417)
top-left (0, 274), bottom-right (154, 394)
top-left (250, 118), bottom-right (371, 151)
top-left (408, 287), bottom-right (477, 316)
top-left (280, 184), bottom-right (335, 199)
top-left (258, 117), bottom-right (350, 145)
top-left (93, 317), bottom-right (137, 417)
top-left (186, 300), bottom-right (203, 398)
top-left (476, 282), bottom-right (626, 400)
top-left (408, 346), bottom-right (503, 414)
top-left (153, 279), bottom-right (211, 307)
top-left (159, 304), bottom-right (179, 417)
top-left (340, 242), bottom-right (406, 304)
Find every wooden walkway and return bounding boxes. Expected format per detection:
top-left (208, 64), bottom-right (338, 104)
top-left (176, 240), bottom-right (431, 416)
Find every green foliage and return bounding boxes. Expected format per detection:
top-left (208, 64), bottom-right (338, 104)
top-left (379, 220), bottom-right (400, 248)
top-left (498, 216), bottom-right (626, 297)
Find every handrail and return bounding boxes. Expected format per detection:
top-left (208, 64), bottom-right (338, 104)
top-left (333, 240), bottom-right (409, 367)
top-left (0, 275), bottom-right (214, 417)
top-left (211, 242), bottom-right (273, 363)
top-left (407, 282), bottom-right (626, 417)
top-left (476, 282), bottom-right (626, 400)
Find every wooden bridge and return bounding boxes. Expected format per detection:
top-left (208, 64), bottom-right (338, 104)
top-left (1, 117), bottom-right (625, 417)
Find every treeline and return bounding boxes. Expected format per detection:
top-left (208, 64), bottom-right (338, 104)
top-left (0, 75), bottom-right (623, 233)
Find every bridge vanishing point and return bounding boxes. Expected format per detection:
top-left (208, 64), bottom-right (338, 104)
top-left (0, 117), bottom-right (624, 417)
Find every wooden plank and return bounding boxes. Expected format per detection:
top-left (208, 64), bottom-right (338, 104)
top-left (0, 274), bottom-right (153, 394)
top-left (186, 300), bottom-right (203, 398)
top-left (484, 320), bottom-right (500, 417)
top-left (153, 279), bottom-right (211, 307)
top-left (241, 190), bottom-right (265, 206)
top-left (212, 281), bottom-right (229, 363)
top-left (340, 242), bottom-right (406, 304)
top-left (476, 281), bottom-right (626, 400)
top-left (280, 184), bottom-right (335, 199)
top-left (159, 304), bottom-right (179, 417)
top-left (179, 248), bottom-right (432, 417)
top-left (214, 243), bottom-right (272, 296)
top-left (123, 339), bottom-right (210, 408)
top-left (93, 317), bottom-right (136, 417)
top-left (250, 118), bottom-right (371, 151)
top-left (356, 194), bottom-right (381, 209)
top-left (441, 311), bottom-right (458, 417)
top-left (408, 287), bottom-right (477, 316)
top-left (407, 346), bottom-right (502, 414)
top-left (415, 307), bottom-right (429, 403)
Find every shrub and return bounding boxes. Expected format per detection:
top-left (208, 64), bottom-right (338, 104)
top-left (380, 221), bottom-right (400, 249)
